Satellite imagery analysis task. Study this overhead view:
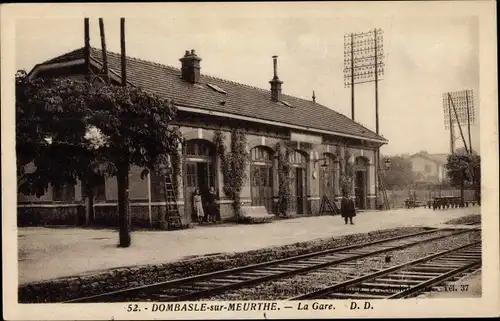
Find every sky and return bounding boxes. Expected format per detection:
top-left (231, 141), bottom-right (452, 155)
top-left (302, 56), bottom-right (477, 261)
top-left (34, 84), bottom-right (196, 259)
top-left (14, 5), bottom-right (480, 156)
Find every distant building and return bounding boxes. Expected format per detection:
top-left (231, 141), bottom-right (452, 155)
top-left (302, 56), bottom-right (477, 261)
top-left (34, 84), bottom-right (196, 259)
top-left (18, 47), bottom-right (388, 227)
top-left (409, 152), bottom-right (448, 183)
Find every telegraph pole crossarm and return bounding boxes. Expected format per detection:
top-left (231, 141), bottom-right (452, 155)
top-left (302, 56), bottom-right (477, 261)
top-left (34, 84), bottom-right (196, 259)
top-left (351, 33), bottom-right (355, 120)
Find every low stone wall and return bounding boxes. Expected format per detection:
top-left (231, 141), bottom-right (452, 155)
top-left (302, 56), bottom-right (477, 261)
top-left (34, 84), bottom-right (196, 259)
top-left (17, 204), bottom-right (85, 227)
top-left (17, 203), bottom-right (186, 228)
top-left (93, 204), bottom-right (186, 228)
top-left (308, 198), bottom-right (320, 215)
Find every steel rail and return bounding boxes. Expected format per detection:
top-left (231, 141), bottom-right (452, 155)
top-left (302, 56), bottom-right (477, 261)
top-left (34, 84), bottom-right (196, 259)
top-left (288, 241), bottom-right (481, 300)
top-left (64, 228), bottom-right (472, 303)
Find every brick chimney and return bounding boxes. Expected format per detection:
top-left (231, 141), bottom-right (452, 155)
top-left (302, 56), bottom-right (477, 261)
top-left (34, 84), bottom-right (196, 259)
top-left (269, 55), bottom-right (283, 102)
top-left (180, 49), bottom-right (202, 83)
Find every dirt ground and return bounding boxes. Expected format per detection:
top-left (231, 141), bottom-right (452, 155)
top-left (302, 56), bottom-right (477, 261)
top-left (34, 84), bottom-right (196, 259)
top-left (17, 206), bottom-right (480, 284)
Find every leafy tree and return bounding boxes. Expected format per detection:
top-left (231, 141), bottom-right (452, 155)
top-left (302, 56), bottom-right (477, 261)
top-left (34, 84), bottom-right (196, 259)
top-left (380, 155), bottom-right (417, 190)
top-left (16, 70), bottom-right (181, 247)
top-left (472, 154), bottom-right (481, 204)
top-left (16, 70), bottom-right (90, 196)
top-left (86, 85), bottom-right (181, 246)
top-left (445, 149), bottom-right (480, 206)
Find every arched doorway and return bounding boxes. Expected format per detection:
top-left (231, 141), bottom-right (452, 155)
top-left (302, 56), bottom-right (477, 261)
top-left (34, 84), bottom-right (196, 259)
top-left (184, 139), bottom-right (217, 221)
top-left (289, 150), bottom-right (308, 214)
top-left (319, 153), bottom-right (337, 204)
top-left (250, 146), bottom-right (274, 214)
top-left (354, 156), bottom-right (369, 209)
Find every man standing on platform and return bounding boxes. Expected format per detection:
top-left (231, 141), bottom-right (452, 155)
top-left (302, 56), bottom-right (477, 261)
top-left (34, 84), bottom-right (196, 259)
top-left (341, 191), bottom-right (356, 225)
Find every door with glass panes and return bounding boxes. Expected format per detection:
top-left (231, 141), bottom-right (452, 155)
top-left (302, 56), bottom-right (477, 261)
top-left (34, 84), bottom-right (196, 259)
top-left (184, 140), bottom-right (216, 222)
top-left (289, 150), bottom-right (307, 214)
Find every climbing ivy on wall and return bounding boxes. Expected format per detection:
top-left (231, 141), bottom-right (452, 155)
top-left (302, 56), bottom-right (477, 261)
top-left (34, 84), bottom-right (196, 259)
top-left (170, 143), bottom-right (182, 198)
top-left (214, 128), bottom-right (250, 219)
top-left (337, 145), bottom-right (354, 195)
top-left (143, 130), bottom-right (182, 199)
top-left (276, 142), bottom-right (293, 217)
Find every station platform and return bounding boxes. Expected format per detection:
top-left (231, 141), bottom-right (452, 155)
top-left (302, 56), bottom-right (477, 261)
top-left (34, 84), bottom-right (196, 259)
top-left (17, 206), bottom-right (480, 285)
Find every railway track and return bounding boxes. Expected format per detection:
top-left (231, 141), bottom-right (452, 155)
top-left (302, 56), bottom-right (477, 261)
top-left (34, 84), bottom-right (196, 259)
top-left (289, 241), bottom-right (481, 300)
top-left (64, 228), bottom-right (476, 303)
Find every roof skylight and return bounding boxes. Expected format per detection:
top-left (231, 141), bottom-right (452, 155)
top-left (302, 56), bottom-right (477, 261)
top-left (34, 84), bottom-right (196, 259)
top-left (207, 83), bottom-right (227, 94)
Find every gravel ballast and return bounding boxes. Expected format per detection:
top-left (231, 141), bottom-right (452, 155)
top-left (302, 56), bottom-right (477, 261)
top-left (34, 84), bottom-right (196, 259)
top-left (19, 226), bottom-right (430, 303)
top-left (444, 214), bottom-right (481, 225)
top-left (207, 231), bottom-right (481, 300)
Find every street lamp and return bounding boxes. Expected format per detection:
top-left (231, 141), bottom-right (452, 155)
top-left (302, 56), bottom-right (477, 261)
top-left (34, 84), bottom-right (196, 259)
top-left (313, 158), bottom-right (329, 168)
top-left (312, 158), bottom-right (329, 179)
top-left (384, 159), bottom-right (392, 170)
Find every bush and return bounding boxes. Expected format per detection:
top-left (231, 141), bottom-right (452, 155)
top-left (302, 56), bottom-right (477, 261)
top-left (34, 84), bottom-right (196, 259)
top-left (239, 216), bottom-right (275, 224)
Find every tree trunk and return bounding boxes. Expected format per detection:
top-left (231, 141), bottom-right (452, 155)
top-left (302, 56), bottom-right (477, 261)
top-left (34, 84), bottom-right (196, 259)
top-left (85, 185), bottom-right (94, 226)
top-left (117, 162), bottom-right (131, 247)
top-left (460, 178), bottom-right (465, 207)
top-left (475, 184), bottom-right (481, 205)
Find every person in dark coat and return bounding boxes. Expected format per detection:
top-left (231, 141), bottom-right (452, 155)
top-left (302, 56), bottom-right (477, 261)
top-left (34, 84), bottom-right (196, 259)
top-left (340, 192), bottom-right (356, 225)
top-left (205, 186), bottom-right (219, 223)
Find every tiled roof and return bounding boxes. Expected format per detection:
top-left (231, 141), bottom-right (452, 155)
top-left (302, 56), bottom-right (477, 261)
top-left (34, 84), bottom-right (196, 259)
top-left (426, 153), bottom-right (448, 164)
top-left (410, 153), bottom-right (448, 165)
top-left (41, 47), bottom-right (387, 142)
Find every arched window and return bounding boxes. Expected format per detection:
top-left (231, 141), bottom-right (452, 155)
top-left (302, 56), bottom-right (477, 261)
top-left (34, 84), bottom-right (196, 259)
top-left (289, 150), bottom-right (307, 168)
top-left (251, 146), bottom-right (272, 162)
top-left (354, 156), bottom-right (369, 169)
top-left (185, 139), bottom-right (215, 158)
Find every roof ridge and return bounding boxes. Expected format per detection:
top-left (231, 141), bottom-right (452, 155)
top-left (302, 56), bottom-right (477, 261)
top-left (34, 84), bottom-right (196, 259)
top-left (89, 47), bottom-right (272, 94)
top-left (42, 47), bottom-right (86, 64)
top-left (57, 46), bottom-right (383, 140)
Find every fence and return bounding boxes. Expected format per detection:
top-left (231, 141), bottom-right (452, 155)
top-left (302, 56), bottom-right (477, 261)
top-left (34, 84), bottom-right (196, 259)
top-left (385, 188), bottom-right (476, 209)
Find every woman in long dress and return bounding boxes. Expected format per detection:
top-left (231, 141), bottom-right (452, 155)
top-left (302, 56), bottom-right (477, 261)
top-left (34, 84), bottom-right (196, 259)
top-left (193, 189), bottom-right (204, 223)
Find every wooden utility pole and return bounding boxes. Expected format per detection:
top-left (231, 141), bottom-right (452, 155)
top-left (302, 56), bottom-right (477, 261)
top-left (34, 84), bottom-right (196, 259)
top-left (84, 18), bottom-right (90, 83)
top-left (99, 18), bottom-right (110, 85)
top-left (120, 18), bottom-right (127, 86)
top-left (448, 97), bottom-right (455, 154)
top-left (350, 33), bottom-right (355, 121)
top-left (344, 29), bottom-right (385, 210)
top-left (83, 18), bottom-right (93, 226)
top-left (448, 93), bottom-right (469, 154)
top-left (374, 29), bottom-right (380, 210)
top-left (374, 28), bottom-right (379, 135)
top-left (465, 90), bottom-right (472, 153)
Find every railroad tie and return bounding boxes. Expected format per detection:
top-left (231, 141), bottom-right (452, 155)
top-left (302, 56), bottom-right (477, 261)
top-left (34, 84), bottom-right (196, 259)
top-left (374, 278), bottom-right (423, 285)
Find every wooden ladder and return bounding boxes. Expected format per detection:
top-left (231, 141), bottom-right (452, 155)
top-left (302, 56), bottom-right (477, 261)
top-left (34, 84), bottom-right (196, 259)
top-left (163, 166), bottom-right (182, 230)
top-left (378, 171), bottom-right (390, 210)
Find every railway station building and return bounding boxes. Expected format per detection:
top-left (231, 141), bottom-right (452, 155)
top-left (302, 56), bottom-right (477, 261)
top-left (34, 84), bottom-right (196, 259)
top-left (18, 47), bottom-right (388, 227)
